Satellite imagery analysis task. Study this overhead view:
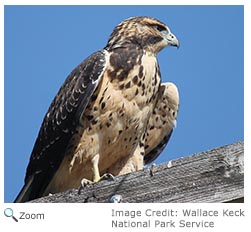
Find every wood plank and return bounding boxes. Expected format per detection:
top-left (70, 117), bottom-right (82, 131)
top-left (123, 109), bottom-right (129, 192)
top-left (31, 141), bottom-right (244, 203)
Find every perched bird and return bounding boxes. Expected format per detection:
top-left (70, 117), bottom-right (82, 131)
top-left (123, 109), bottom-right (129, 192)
top-left (14, 16), bottom-right (179, 203)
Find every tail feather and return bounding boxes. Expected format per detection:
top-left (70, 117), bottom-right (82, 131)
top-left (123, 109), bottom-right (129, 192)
top-left (14, 176), bottom-right (34, 203)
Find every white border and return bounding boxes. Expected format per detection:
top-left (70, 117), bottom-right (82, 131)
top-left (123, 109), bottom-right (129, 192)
top-left (244, 3), bottom-right (251, 207)
top-left (1, 0), bottom-right (249, 231)
top-left (0, 0), bottom-right (4, 205)
top-left (1, 0), bottom-right (249, 5)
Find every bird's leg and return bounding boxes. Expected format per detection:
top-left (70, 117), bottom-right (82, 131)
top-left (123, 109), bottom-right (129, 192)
top-left (92, 153), bottom-right (114, 181)
top-left (99, 173), bottom-right (114, 181)
top-left (92, 153), bottom-right (101, 182)
top-left (78, 154), bottom-right (100, 193)
top-left (78, 154), bottom-right (114, 193)
top-left (79, 154), bottom-right (100, 188)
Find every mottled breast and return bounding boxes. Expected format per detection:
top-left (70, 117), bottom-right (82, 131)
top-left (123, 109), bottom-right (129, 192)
top-left (79, 47), bottom-right (161, 171)
top-left (51, 46), bottom-right (162, 189)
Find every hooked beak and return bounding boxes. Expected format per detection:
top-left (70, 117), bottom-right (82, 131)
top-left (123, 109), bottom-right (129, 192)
top-left (163, 31), bottom-right (180, 48)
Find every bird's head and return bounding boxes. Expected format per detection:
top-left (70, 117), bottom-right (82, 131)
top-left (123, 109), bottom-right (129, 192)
top-left (105, 16), bottom-right (179, 54)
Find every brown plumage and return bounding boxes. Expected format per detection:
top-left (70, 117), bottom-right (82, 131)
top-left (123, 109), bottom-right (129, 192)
top-left (15, 16), bottom-right (179, 202)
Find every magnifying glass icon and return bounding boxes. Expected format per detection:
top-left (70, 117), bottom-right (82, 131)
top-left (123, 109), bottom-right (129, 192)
top-left (4, 208), bottom-right (18, 222)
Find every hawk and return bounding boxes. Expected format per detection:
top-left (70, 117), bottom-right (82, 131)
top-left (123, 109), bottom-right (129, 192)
top-left (14, 16), bottom-right (179, 203)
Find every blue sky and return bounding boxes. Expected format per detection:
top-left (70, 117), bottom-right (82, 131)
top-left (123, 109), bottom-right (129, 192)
top-left (4, 5), bottom-right (244, 202)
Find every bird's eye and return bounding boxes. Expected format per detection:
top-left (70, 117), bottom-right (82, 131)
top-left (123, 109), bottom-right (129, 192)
top-left (155, 24), bottom-right (166, 32)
